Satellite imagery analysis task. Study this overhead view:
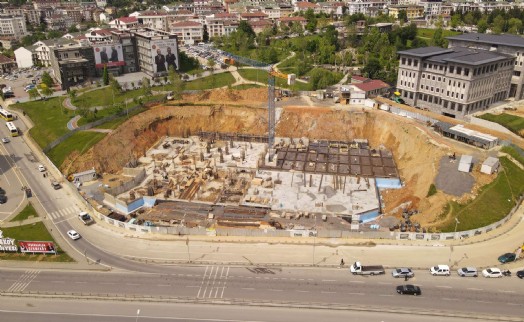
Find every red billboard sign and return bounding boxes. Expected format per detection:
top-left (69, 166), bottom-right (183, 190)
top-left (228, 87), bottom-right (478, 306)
top-left (19, 241), bottom-right (57, 254)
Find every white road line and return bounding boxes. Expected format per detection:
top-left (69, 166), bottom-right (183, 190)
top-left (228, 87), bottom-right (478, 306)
top-left (499, 290), bottom-right (516, 293)
top-left (321, 279), bottom-right (336, 282)
top-left (379, 294), bottom-right (394, 297)
top-left (126, 283), bottom-right (140, 286)
top-left (241, 288), bottom-right (255, 291)
top-left (196, 266), bottom-right (210, 298)
top-left (349, 281), bottom-right (364, 284)
top-left (74, 282), bottom-right (87, 284)
top-left (58, 209), bottom-right (67, 217)
top-left (157, 284), bottom-right (170, 287)
top-left (296, 290), bottom-right (310, 293)
top-left (321, 291), bottom-right (337, 294)
top-left (467, 288), bottom-right (483, 291)
top-left (507, 303), bottom-right (520, 306)
top-left (347, 292), bottom-right (364, 295)
top-left (268, 289), bottom-right (283, 292)
top-left (220, 266), bottom-right (229, 299)
top-left (51, 281), bottom-right (65, 283)
top-left (100, 282), bottom-right (116, 285)
top-left (442, 298), bottom-right (458, 301)
top-left (436, 285), bottom-right (452, 288)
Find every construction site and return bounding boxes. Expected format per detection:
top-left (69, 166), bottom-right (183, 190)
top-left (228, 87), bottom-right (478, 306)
top-left (69, 87), bottom-right (510, 233)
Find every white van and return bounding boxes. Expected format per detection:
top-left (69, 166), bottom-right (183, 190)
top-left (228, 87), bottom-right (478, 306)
top-left (430, 264), bottom-right (450, 276)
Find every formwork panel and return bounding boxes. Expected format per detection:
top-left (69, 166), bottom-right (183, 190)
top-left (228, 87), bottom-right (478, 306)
top-left (361, 166), bottom-right (373, 176)
top-left (350, 165), bottom-right (361, 175)
top-left (371, 157), bottom-right (382, 166)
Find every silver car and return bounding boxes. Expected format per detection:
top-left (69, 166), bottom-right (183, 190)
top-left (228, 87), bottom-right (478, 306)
top-left (457, 267), bottom-right (478, 277)
top-left (392, 268), bottom-right (415, 278)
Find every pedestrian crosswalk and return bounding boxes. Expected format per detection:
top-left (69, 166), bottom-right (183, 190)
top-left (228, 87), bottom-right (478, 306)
top-left (197, 266), bottom-right (230, 299)
top-left (7, 270), bottom-right (40, 292)
top-left (48, 206), bottom-right (80, 220)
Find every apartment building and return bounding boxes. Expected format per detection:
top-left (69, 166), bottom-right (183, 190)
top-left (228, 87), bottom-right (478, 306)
top-left (388, 5), bottom-right (424, 20)
top-left (447, 33), bottom-right (524, 100)
top-left (134, 28), bottom-right (178, 77)
top-left (396, 46), bottom-right (514, 119)
top-left (49, 42), bottom-right (96, 90)
top-left (3, 6), bottom-right (41, 26)
top-left (170, 21), bottom-right (203, 45)
top-left (0, 15), bottom-right (27, 39)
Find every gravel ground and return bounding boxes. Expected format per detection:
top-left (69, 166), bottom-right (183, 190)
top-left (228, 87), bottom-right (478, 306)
top-left (434, 156), bottom-right (475, 196)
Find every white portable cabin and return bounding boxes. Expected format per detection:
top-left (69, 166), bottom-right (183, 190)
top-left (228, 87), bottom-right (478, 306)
top-left (480, 157), bottom-right (499, 174)
top-left (458, 155), bottom-right (473, 173)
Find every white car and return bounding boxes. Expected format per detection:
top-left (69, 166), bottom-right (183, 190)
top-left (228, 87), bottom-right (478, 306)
top-left (430, 265), bottom-right (450, 276)
top-left (392, 268), bottom-right (415, 278)
top-left (38, 164), bottom-right (46, 172)
top-left (67, 230), bottom-right (81, 240)
top-left (482, 268), bottom-right (503, 278)
top-left (457, 267), bottom-right (478, 277)
top-left (1, 137), bottom-right (10, 143)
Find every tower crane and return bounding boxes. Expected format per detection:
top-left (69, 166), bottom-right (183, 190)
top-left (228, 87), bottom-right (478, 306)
top-left (222, 52), bottom-right (295, 161)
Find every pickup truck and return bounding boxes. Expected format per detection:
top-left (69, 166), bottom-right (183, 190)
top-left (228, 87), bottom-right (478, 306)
top-left (78, 212), bottom-right (94, 225)
top-left (350, 261), bottom-right (385, 276)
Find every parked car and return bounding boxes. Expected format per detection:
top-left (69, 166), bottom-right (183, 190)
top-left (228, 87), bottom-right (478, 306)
top-left (0, 187), bottom-right (5, 195)
top-left (51, 181), bottom-right (61, 190)
top-left (396, 285), bottom-right (421, 296)
top-left (457, 267), bottom-right (478, 277)
top-left (392, 268), bottom-right (414, 278)
top-left (430, 265), bottom-right (450, 276)
top-left (482, 268), bottom-right (503, 278)
top-left (2, 137), bottom-right (10, 143)
top-left (38, 164), bottom-right (46, 172)
top-left (517, 270), bottom-right (524, 279)
top-left (0, 194), bottom-right (7, 204)
top-left (498, 253), bottom-right (517, 264)
top-left (67, 230), bottom-right (81, 240)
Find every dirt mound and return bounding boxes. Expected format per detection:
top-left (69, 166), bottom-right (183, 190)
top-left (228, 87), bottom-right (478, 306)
top-left (184, 88), bottom-right (267, 106)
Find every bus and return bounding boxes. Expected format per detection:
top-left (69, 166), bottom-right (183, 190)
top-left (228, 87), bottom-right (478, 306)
top-left (0, 109), bottom-right (13, 121)
top-left (6, 122), bottom-right (18, 137)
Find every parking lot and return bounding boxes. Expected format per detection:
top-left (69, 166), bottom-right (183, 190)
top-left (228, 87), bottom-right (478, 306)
top-left (181, 43), bottom-right (229, 70)
top-left (1, 66), bottom-right (51, 103)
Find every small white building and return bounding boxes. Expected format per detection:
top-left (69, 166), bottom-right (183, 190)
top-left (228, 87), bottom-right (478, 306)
top-left (458, 155), bottom-right (473, 173)
top-left (480, 157), bottom-right (499, 174)
top-left (14, 46), bottom-right (34, 68)
top-left (71, 169), bottom-right (97, 184)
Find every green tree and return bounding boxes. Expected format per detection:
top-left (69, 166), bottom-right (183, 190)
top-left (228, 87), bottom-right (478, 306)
top-left (102, 66), bottom-right (109, 86)
top-left (203, 25), bottom-right (209, 42)
top-left (304, 9), bottom-right (317, 32)
top-left (68, 89), bottom-right (77, 101)
top-left (398, 10), bottom-right (408, 24)
top-left (432, 28), bottom-right (446, 48)
top-left (41, 71), bottom-right (53, 88)
top-left (28, 88), bottom-right (40, 101)
top-left (362, 57), bottom-right (381, 79)
top-left (168, 65), bottom-right (183, 99)
top-left (491, 15), bottom-right (506, 34)
top-left (110, 76), bottom-right (122, 94)
top-left (450, 13), bottom-right (462, 29)
top-left (478, 18), bottom-right (489, 33)
top-left (508, 17), bottom-right (522, 34)
top-left (41, 85), bottom-right (54, 99)
top-left (141, 77), bottom-right (151, 96)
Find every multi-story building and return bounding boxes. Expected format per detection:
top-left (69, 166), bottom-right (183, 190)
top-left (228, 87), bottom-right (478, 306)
top-left (134, 28), bottom-right (178, 77)
top-left (447, 33), bottom-right (524, 100)
top-left (109, 17), bottom-right (139, 31)
top-left (137, 11), bottom-right (170, 31)
top-left (170, 21), bottom-right (203, 45)
top-left (418, 0), bottom-right (442, 18)
top-left (34, 38), bottom-right (77, 66)
top-left (205, 13), bottom-right (238, 38)
top-left (0, 15), bottom-right (27, 39)
top-left (49, 42), bottom-right (96, 90)
top-left (346, 0), bottom-right (386, 16)
top-left (111, 30), bottom-right (139, 74)
top-left (3, 6), bottom-right (41, 26)
top-left (388, 5), bottom-right (424, 20)
top-left (396, 46), bottom-right (514, 118)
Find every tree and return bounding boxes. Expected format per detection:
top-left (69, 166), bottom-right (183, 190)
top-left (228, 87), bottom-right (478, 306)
top-left (141, 77), bottom-right (151, 96)
top-left (41, 85), bottom-right (54, 99)
top-left (41, 71), bottom-right (53, 88)
top-left (491, 15), bottom-right (506, 34)
top-left (432, 28), bottom-right (446, 48)
top-left (68, 89), bottom-right (77, 101)
top-left (362, 57), bottom-right (381, 79)
top-left (28, 88), bottom-right (40, 101)
top-left (398, 10), bottom-right (408, 24)
top-left (450, 13), bottom-right (462, 29)
top-left (508, 18), bottom-right (523, 34)
top-left (68, 25), bottom-right (79, 33)
top-left (203, 25), bottom-right (209, 42)
top-left (168, 65), bottom-right (183, 99)
top-left (110, 76), bottom-right (122, 94)
top-left (478, 18), bottom-right (489, 33)
top-left (102, 66), bottom-right (109, 86)
top-left (304, 9), bottom-right (317, 32)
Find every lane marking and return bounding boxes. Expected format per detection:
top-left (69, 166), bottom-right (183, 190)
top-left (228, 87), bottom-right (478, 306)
top-left (499, 290), bottom-right (516, 293)
top-left (296, 290), bottom-right (310, 293)
top-left (241, 288), bottom-right (255, 291)
top-left (436, 285), bottom-right (452, 289)
top-left (347, 292), bottom-right (364, 295)
top-left (467, 288), bottom-right (483, 291)
top-left (321, 279), bottom-right (336, 282)
top-left (349, 281), bottom-right (364, 284)
top-left (379, 294), bottom-right (394, 297)
top-left (321, 291), bottom-right (336, 294)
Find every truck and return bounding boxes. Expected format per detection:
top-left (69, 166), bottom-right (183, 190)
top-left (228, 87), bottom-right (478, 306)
top-left (350, 261), bottom-right (385, 275)
top-left (78, 212), bottom-right (94, 225)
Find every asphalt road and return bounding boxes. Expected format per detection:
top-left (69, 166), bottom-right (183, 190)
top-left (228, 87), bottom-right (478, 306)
top-left (0, 297), bottom-right (495, 322)
top-left (1, 267), bottom-right (523, 319)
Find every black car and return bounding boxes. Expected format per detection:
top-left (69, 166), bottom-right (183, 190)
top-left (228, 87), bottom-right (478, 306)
top-left (517, 270), bottom-right (524, 279)
top-left (396, 285), bottom-right (421, 296)
top-left (0, 194), bottom-right (7, 204)
top-left (0, 187), bottom-right (5, 195)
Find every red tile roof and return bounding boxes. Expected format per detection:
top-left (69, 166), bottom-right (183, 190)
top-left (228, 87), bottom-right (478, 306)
top-left (214, 12), bottom-right (237, 18)
top-left (118, 17), bottom-right (138, 23)
top-left (0, 54), bottom-right (14, 64)
top-left (240, 12), bottom-right (268, 18)
top-left (171, 21), bottom-right (202, 28)
top-left (351, 75), bottom-right (370, 82)
top-left (296, 2), bottom-right (318, 8)
top-left (353, 80), bottom-right (390, 92)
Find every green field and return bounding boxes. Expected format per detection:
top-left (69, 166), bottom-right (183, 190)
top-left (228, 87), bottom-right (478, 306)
top-left (0, 222), bottom-right (74, 262)
top-left (439, 157), bottom-right (524, 232)
top-left (10, 203), bottom-right (38, 222)
top-left (236, 69), bottom-right (311, 91)
top-left (94, 106), bottom-right (147, 130)
top-left (479, 113), bottom-right (524, 137)
top-left (47, 131), bottom-right (106, 168)
top-left (72, 87), bottom-right (145, 109)
top-left (501, 145), bottom-right (524, 166)
top-left (13, 97), bottom-right (72, 149)
top-left (417, 28), bottom-right (461, 40)
top-left (184, 72), bottom-right (235, 90)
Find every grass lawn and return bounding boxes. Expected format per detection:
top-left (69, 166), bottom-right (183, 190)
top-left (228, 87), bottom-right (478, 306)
top-left (95, 107), bottom-right (147, 130)
top-left (478, 113), bottom-right (524, 137)
top-left (47, 131), bottom-right (106, 168)
top-left (72, 87), bottom-right (146, 109)
top-left (417, 28), bottom-right (461, 40)
top-left (0, 222), bottom-right (74, 262)
top-left (501, 145), bottom-right (524, 166)
top-left (184, 72), bottom-right (235, 90)
top-left (13, 97), bottom-right (73, 149)
top-left (237, 69), bottom-right (311, 91)
top-left (439, 157), bottom-right (524, 232)
top-left (10, 203), bottom-right (38, 222)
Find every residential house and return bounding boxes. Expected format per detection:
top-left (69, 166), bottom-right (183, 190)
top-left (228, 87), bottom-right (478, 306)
top-left (170, 21), bottom-right (204, 45)
top-left (14, 46), bottom-right (35, 68)
top-left (109, 17), bottom-right (139, 31)
top-left (0, 15), bottom-right (27, 39)
top-left (0, 54), bottom-right (17, 74)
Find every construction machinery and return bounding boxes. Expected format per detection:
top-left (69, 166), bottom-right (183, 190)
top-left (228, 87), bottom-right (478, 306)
top-left (222, 52), bottom-right (295, 161)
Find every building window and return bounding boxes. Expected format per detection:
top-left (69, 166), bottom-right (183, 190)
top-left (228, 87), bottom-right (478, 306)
top-left (422, 74), bottom-right (425, 79)
top-left (424, 63), bottom-right (427, 68)
top-left (461, 94), bottom-right (464, 99)
top-left (464, 68), bottom-right (469, 76)
top-left (449, 66), bottom-right (454, 73)
top-left (414, 60), bottom-right (418, 67)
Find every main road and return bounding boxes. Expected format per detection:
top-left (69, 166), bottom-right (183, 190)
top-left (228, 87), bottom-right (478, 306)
top-left (1, 266), bottom-right (523, 320)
